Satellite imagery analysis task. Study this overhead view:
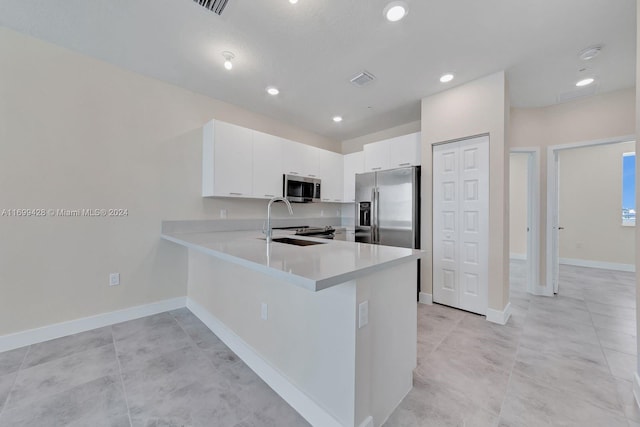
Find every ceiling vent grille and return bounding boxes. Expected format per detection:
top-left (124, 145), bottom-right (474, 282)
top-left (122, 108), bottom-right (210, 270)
top-left (194, 0), bottom-right (230, 15)
top-left (350, 71), bottom-right (376, 87)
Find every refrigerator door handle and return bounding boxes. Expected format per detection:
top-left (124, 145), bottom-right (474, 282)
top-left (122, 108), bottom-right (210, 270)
top-left (374, 187), bottom-right (380, 243)
top-left (371, 188), bottom-right (376, 243)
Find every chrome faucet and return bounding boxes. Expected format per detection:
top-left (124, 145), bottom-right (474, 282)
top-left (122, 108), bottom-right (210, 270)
top-left (264, 197), bottom-right (293, 243)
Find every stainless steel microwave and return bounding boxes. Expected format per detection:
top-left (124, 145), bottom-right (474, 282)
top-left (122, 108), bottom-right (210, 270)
top-left (283, 175), bottom-right (321, 203)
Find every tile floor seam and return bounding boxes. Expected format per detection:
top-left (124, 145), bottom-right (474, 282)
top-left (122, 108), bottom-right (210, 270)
top-left (495, 305), bottom-right (528, 426)
top-left (0, 345), bottom-right (31, 415)
top-left (589, 277), bottom-right (638, 425)
top-left (110, 326), bottom-right (133, 427)
top-left (168, 309), bottom-right (254, 427)
top-left (169, 308), bottom-right (244, 372)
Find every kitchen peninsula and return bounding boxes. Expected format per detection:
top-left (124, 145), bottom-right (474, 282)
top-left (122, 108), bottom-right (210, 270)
top-left (161, 223), bottom-right (422, 427)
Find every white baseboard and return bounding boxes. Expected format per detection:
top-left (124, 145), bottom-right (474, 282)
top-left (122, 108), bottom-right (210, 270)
top-left (509, 253), bottom-right (527, 261)
top-left (186, 298), bottom-right (343, 427)
top-left (0, 297), bottom-right (187, 353)
top-left (418, 292), bottom-right (433, 305)
top-left (634, 372), bottom-right (640, 411)
top-left (559, 257), bottom-right (635, 273)
top-left (486, 302), bottom-right (512, 325)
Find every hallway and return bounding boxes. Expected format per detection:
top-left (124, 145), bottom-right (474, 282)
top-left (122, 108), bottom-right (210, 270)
top-left (387, 264), bottom-right (639, 426)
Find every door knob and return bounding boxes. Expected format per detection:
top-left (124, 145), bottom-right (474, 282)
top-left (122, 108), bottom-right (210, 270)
top-left (558, 227), bottom-right (565, 230)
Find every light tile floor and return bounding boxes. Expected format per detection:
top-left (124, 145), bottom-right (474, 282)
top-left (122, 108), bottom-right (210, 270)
top-left (0, 263), bottom-right (636, 426)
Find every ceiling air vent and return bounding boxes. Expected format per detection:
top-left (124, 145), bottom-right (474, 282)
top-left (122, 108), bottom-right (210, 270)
top-left (350, 71), bottom-right (376, 87)
top-left (194, 0), bottom-right (230, 15)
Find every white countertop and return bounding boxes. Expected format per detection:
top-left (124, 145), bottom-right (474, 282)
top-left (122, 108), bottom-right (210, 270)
top-left (161, 230), bottom-right (422, 291)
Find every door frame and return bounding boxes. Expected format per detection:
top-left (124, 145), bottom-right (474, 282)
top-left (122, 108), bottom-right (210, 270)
top-left (546, 135), bottom-right (635, 294)
top-left (510, 148), bottom-right (541, 295)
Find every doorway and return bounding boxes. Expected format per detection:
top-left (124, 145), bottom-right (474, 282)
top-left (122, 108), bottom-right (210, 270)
top-left (509, 149), bottom-right (541, 295)
top-left (547, 136), bottom-right (636, 294)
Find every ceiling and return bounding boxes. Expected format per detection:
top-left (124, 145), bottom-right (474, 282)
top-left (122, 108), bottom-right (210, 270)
top-left (0, 0), bottom-right (636, 141)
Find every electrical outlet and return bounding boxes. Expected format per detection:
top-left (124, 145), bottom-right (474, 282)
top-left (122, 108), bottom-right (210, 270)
top-left (220, 209), bottom-right (228, 219)
top-left (358, 300), bottom-right (368, 328)
top-left (261, 302), bottom-right (268, 320)
top-left (109, 273), bottom-right (120, 286)
top-left (320, 210), bottom-right (324, 217)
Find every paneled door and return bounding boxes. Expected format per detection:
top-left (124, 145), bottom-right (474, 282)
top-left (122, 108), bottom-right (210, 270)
top-left (433, 136), bottom-right (489, 315)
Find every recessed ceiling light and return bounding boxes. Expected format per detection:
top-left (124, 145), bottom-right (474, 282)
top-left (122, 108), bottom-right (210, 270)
top-left (579, 46), bottom-right (603, 61)
top-left (222, 51), bottom-right (235, 70)
top-left (576, 78), bottom-right (595, 87)
top-left (384, 1), bottom-right (408, 22)
top-left (333, 116), bottom-right (343, 123)
top-left (266, 86), bottom-right (280, 95)
top-left (289, 0), bottom-right (298, 3)
top-left (440, 73), bottom-right (454, 83)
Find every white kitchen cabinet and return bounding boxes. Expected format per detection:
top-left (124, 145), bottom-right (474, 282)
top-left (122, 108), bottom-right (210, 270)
top-left (253, 131), bottom-right (284, 199)
top-left (282, 140), bottom-right (320, 178)
top-left (202, 120), bottom-right (253, 197)
top-left (318, 150), bottom-right (344, 202)
top-left (363, 139), bottom-right (391, 172)
top-left (388, 132), bottom-right (421, 168)
top-left (343, 151), bottom-right (364, 202)
top-left (363, 132), bottom-right (421, 172)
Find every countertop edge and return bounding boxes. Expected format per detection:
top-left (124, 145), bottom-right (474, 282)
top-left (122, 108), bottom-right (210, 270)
top-left (161, 232), bottom-right (422, 292)
top-left (161, 233), bottom-right (319, 291)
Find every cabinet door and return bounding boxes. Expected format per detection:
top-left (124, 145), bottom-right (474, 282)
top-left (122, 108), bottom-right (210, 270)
top-left (388, 132), bottom-right (421, 168)
top-left (305, 146), bottom-right (321, 178)
top-left (282, 139), bottom-right (307, 177)
top-left (363, 140), bottom-right (390, 172)
top-left (203, 120), bottom-right (253, 197)
top-left (343, 151), bottom-right (364, 202)
top-left (319, 150), bottom-right (344, 202)
top-left (282, 140), bottom-right (321, 178)
top-left (253, 131), bottom-right (284, 199)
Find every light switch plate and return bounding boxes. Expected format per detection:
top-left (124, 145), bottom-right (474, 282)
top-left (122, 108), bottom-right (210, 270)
top-left (358, 300), bottom-right (368, 328)
top-left (261, 302), bottom-right (268, 320)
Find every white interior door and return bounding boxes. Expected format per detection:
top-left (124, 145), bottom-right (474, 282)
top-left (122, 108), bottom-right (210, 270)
top-left (433, 136), bottom-right (489, 315)
top-left (547, 150), bottom-right (560, 294)
top-left (432, 144), bottom-right (459, 308)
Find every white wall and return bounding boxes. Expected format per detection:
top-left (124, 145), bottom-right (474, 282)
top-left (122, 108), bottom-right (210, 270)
top-left (510, 88), bottom-right (635, 286)
top-left (510, 153), bottom-right (529, 258)
top-left (558, 142), bottom-right (635, 266)
top-left (0, 27), bottom-right (340, 336)
top-left (421, 71), bottom-right (510, 312)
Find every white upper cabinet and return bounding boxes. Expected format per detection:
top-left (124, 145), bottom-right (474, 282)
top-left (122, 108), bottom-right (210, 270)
top-left (363, 139), bottom-right (391, 172)
top-left (363, 132), bottom-right (421, 172)
top-left (389, 132), bottom-right (421, 168)
top-left (318, 150), bottom-right (344, 202)
top-left (253, 131), bottom-right (284, 199)
top-left (282, 140), bottom-right (320, 178)
top-left (343, 151), bottom-right (364, 202)
top-left (202, 120), bottom-right (253, 197)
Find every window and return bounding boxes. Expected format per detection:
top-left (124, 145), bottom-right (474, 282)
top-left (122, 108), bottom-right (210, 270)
top-left (622, 152), bottom-right (635, 226)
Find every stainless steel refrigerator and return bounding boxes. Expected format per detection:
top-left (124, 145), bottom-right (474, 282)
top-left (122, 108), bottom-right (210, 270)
top-left (355, 166), bottom-right (420, 250)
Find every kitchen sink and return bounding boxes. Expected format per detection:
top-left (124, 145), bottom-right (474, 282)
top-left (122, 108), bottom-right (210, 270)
top-left (271, 237), bottom-right (326, 246)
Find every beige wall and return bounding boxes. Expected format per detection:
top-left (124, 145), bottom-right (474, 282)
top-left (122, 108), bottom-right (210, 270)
top-left (341, 120), bottom-right (421, 154)
top-left (558, 142), bottom-right (635, 266)
top-left (421, 71), bottom-right (510, 312)
top-left (0, 28), bottom-right (340, 336)
top-left (510, 88), bottom-right (635, 287)
top-left (510, 153), bottom-right (529, 258)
